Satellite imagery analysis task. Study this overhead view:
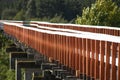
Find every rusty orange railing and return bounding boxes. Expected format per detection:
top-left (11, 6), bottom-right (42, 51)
top-left (31, 21), bottom-right (120, 36)
top-left (3, 21), bottom-right (120, 80)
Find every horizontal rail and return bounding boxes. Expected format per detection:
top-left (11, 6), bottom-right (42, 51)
top-left (32, 21), bottom-right (120, 36)
top-left (1, 20), bottom-right (120, 36)
top-left (2, 21), bottom-right (120, 80)
top-left (3, 22), bottom-right (120, 43)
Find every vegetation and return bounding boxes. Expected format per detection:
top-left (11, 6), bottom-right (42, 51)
top-left (75, 0), bottom-right (120, 27)
top-left (0, 31), bottom-right (15, 80)
top-left (0, 0), bottom-right (96, 22)
top-left (1, 9), bottom-right (17, 20)
top-left (0, 0), bottom-right (120, 25)
top-left (0, 0), bottom-right (120, 79)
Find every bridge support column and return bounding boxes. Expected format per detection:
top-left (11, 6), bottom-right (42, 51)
top-left (15, 60), bottom-right (21, 80)
top-left (32, 72), bottom-right (43, 80)
top-left (10, 52), bottom-right (28, 69)
top-left (6, 47), bottom-right (23, 53)
top-left (15, 59), bottom-right (42, 80)
top-left (24, 69), bottom-right (32, 80)
top-left (24, 69), bottom-right (42, 80)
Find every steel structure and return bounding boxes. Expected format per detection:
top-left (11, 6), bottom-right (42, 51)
top-left (1, 21), bottom-right (120, 80)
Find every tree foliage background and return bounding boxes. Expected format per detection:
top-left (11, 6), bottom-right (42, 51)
top-left (0, 31), bottom-right (15, 80)
top-left (0, 0), bottom-right (120, 26)
top-left (75, 0), bottom-right (120, 27)
top-left (0, 0), bottom-right (96, 22)
top-left (0, 0), bottom-right (120, 80)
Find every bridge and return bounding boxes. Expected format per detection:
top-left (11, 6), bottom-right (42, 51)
top-left (0, 20), bottom-right (120, 80)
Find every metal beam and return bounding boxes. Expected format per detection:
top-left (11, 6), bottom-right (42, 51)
top-left (24, 69), bottom-right (42, 80)
top-left (9, 52), bottom-right (28, 69)
top-left (15, 59), bottom-right (42, 80)
top-left (6, 47), bottom-right (23, 53)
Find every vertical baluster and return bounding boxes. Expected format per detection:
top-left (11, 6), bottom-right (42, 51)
top-left (82, 38), bottom-right (86, 79)
top-left (94, 40), bottom-right (100, 79)
top-left (59, 35), bottom-right (62, 64)
top-left (49, 34), bottom-right (52, 58)
top-left (48, 33), bottom-right (50, 57)
top-left (75, 38), bottom-right (80, 77)
top-left (40, 32), bottom-right (42, 54)
top-left (86, 39), bottom-right (90, 79)
top-left (115, 30), bottom-right (119, 36)
top-left (68, 37), bottom-right (70, 68)
top-left (39, 32), bottom-right (41, 54)
top-left (45, 33), bottom-right (48, 57)
top-left (48, 34), bottom-right (50, 57)
top-left (63, 36), bottom-right (66, 66)
top-left (61, 36), bottom-right (64, 64)
top-left (42, 32), bottom-right (44, 54)
top-left (66, 36), bottom-right (69, 67)
top-left (55, 34), bottom-right (57, 60)
top-left (58, 35), bottom-right (60, 63)
top-left (52, 34), bottom-right (55, 61)
top-left (119, 30), bottom-right (120, 36)
top-left (56, 35), bottom-right (59, 61)
top-left (71, 37), bottom-right (75, 71)
top-left (34, 31), bottom-right (36, 50)
top-left (69, 37), bottom-right (72, 70)
top-left (90, 40), bottom-right (95, 79)
top-left (100, 41), bottom-right (105, 80)
top-left (111, 43), bottom-right (117, 80)
top-left (54, 35), bottom-right (57, 60)
top-left (105, 42), bottom-right (111, 80)
top-left (79, 38), bottom-right (83, 78)
top-left (118, 43), bottom-right (120, 80)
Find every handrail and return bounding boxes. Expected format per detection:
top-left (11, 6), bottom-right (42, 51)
top-left (2, 20), bottom-right (120, 80)
top-left (3, 22), bottom-right (120, 43)
top-left (2, 20), bottom-right (120, 36)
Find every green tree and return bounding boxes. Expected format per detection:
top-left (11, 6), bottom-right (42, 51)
top-left (50, 14), bottom-right (67, 23)
top-left (25, 0), bottom-right (37, 19)
top-left (0, 0), bottom-right (18, 19)
top-left (1, 9), bottom-right (17, 20)
top-left (36, 0), bottom-right (61, 18)
top-left (0, 31), bottom-right (15, 80)
top-left (63, 0), bottom-right (82, 21)
top-left (0, 0), bottom-right (96, 21)
top-left (82, 0), bottom-right (96, 8)
top-left (14, 9), bottom-right (25, 20)
top-left (6, 70), bottom-right (15, 80)
top-left (17, 0), bottom-right (29, 10)
top-left (112, 0), bottom-right (120, 6)
top-left (75, 0), bottom-right (120, 27)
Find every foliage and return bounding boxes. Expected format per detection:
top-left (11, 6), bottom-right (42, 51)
top-left (0, 0), bottom-right (96, 21)
top-left (112, 0), bottom-right (120, 6)
top-left (1, 9), bottom-right (17, 20)
top-left (0, 31), bottom-right (15, 80)
top-left (63, 0), bottom-right (82, 21)
top-left (14, 9), bottom-right (25, 20)
top-left (31, 15), bottom-right (68, 23)
top-left (50, 14), bottom-right (68, 23)
top-left (75, 0), bottom-right (120, 27)
top-left (0, 0), bottom-right (120, 24)
top-left (31, 17), bottom-right (50, 22)
top-left (6, 70), bottom-right (15, 80)
top-left (25, 0), bottom-right (37, 19)
top-left (35, 0), bottom-right (88, 21)
top-left (17, 0), bottom-right (29, 10)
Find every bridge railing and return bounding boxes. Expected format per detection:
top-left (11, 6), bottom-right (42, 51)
top-left (3, 21), bottom-right (120, 80)
top-left (31, 21), bottom-right (120, 36)
top-left (3, 20), bottom-right (120, 36)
